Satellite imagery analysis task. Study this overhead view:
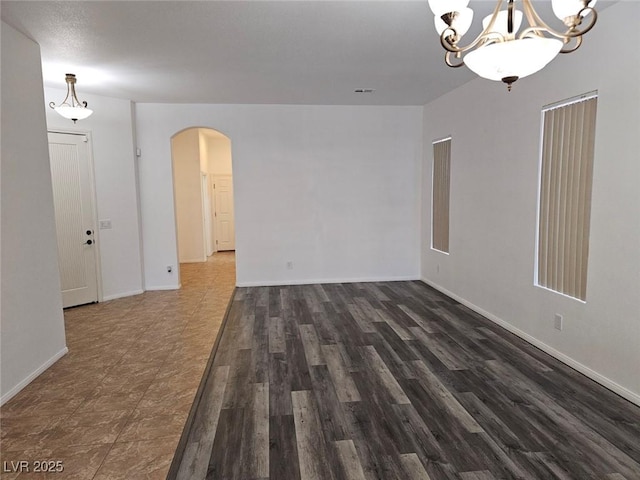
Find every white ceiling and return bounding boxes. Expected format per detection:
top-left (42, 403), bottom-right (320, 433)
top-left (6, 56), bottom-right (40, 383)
top-left (1, 1), bottom-right (613, 106)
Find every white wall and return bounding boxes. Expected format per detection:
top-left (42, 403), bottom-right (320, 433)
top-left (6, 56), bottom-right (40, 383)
top-left (421, 2), bottom-right (640, 403)
top-left (198, 130), bottom-right (209, 173)
top-left (203, 131), bottom-right (233, 175)
top-left (172, 129), bottom-right (206, 263)
top-left (44, 87), bottom-right (143, 301)
top-left (1, 22), bottom-right (67, 404)
top-left (136, 105), bottom-right (422, 288)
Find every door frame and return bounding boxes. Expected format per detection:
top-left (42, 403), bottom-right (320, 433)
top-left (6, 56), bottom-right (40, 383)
top-left (210, 176), bottom-right (218, 254)
top-left (48, 129), bottom-right (103, 304)
top-left (201, 172), bottom-right (215, 257)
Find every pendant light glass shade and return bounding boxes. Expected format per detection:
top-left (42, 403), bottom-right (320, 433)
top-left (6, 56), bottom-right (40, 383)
top-left (428, 0), bottom-right (470, 17)
top-left (464, 37), bottom-right (563, 82)
top-left (53, 105), bottom-right (94, 121)
top-left (435, 8), bottom-right (474, 36)
top-left (552, 0), bottom-right (597, 21)
top-left (482, 9), bottom-right (523, 37)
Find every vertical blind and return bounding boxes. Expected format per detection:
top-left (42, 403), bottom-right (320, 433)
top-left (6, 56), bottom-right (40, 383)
top-left (432, 138), bottom-right (451, 253)
top-left (537, 95), bottom-right (597, 301)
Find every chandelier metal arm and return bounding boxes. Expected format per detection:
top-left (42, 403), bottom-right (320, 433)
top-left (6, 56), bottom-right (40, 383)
top-left (559, 35), bottom-right (584, 54)
top-left (441, 29), bottom-right (505, 55)
top-left (507, 0), bottom-right (515, 35)
top-left (444, 51), bottom-right (465, 68)
top-left (49, 73), bottom-right (89, 109)
top-left (49, 89), bottom-right (71, 109)
top-left (520, 0), bottom-right (546, 37)
top-left (520, 1), bottom-right (598, 41)
top-left (519, 24), bottom-right (587, 50)
top-left (518, 14), bottom-right (595, 53)
top-left (438, 0), bottom-right (506, 54)
top-left (561, 6), bottom-right (598, 40)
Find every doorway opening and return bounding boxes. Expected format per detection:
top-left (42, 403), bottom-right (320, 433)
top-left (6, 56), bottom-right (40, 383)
top-left (170, 127), bottom-right (236, 283)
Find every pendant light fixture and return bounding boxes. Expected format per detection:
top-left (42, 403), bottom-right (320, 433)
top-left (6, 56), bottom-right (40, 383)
top-left (49, 73), bottom-right (93, 122)
top-left (428, 0), bottom-right (598, 91)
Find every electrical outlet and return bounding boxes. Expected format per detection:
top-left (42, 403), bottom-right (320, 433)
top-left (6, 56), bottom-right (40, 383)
top-left (167, 265), bottom-right (173, 273)
top-left (286, 261), bottom-right (294, 270)
top-left (554, 313), bottom-right (563, 331)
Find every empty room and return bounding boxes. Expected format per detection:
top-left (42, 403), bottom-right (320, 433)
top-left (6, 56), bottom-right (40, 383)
top-left (1, 1), bottom-right (639, 479)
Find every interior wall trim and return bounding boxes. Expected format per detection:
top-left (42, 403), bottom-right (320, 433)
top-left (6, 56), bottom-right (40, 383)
top-left (144, 284), bottom-right (181, 291)
top-left (421, 277), bottom-right (640, 407)
top-left (0, 347), bottom-right (69, 406)
top-left (102, 289), bottom-right (144, 302)
top-left (236, 275), bottom-right (421, 288)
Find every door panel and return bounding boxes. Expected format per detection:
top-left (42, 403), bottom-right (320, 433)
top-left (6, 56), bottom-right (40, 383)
top-left (213, 175), bottom-right (235, 251)
top-left (48, 132), bottom-right (98, 307)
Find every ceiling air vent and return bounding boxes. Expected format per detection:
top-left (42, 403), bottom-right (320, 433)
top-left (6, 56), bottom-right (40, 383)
top-left (354, 88), bottom-right (375, 93)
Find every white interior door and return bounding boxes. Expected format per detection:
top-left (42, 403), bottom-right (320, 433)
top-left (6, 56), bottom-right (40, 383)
top-left (48, 132), bottom-right (99, 307)
top-left (213, 175), bottom-right (235, 251)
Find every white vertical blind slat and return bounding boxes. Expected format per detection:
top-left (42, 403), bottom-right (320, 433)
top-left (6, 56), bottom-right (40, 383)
top-left (580, 98), bottom-right (597, 300)
top-left (550, 107), bottom-right (563, 290)
top-left (538, 113), bottom-right (549, 286)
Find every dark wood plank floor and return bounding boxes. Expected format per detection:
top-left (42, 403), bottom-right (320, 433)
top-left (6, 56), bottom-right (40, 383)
top-left (170, 281), bottom-right (640, 480)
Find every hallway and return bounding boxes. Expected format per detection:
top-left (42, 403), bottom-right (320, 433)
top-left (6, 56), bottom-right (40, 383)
top-left (1, 252), bottom-right (235, 479)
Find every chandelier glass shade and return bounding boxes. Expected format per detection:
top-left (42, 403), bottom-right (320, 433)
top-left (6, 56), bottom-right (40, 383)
top-left (49, 73), bottom-right (93, 123)
top-left (464, 38), bottom-right (563, 83)
top-left (428, 0), bottom-right (598, 90)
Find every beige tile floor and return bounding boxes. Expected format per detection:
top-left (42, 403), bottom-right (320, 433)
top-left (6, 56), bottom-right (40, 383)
top-left (1, 252), bottom-right (236, 479)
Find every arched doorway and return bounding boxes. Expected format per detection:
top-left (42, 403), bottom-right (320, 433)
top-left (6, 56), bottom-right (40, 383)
top-left (170, 127), bottom-right (235, 279)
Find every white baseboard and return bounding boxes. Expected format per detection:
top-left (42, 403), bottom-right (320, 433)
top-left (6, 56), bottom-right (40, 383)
top-left (420, 277), bottom-right (640, 407)
top-left (102, 289), bottom-right (144, 301)
top-left (236, 275), bottom-right (420, 288)
top-left (145, 284), bottom-right (181, 291)
top-left (0, 347), bottom-right (69, 406)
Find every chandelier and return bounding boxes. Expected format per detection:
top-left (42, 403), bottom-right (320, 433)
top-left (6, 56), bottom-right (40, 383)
top-left (49, 73), bottom-right (93, 123)
top-left (428, 0), bottom-right (598, 91)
